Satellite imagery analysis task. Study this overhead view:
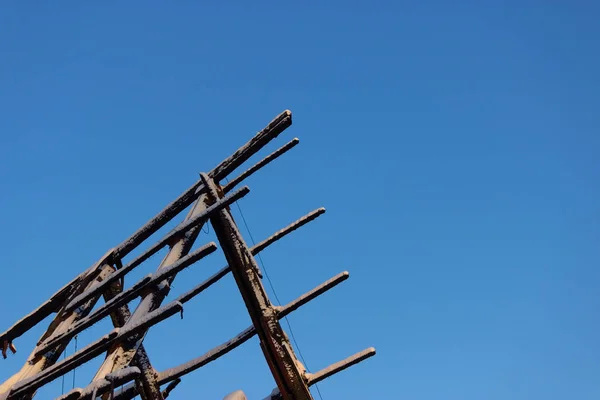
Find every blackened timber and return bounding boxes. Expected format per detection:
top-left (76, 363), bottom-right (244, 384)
top-left (114, 270), bottom-right (351, 400)
top-left (0, 250), bottom-right (114, 350)
top-left (160, 379), bottom-right (180, 399)
top-left (223, 138), bottom-right (299, 193)
top-left (101, 280), bottom-right (159, 400)
top-left (173, 207), bottom-right (321, 302)
top-left (90, 194), bottom-right (212, 397)
top-left (4, 109), bottom-right (292, 346)
top-left (116, 110), bottom-right (292, 258)
top-left (210, 110), bottom-right (292, 183)
top-left (35, 243), bottom-right (217, 357)
top-left (162, 271), bottom-right (350, 383)
top-left (175, 207), bottom-right (327, 305)
top-left (264, 349), bottom-right (376, 400)
top-left (200, 173), bottom-right (313, 400)
top-left (54, 367), bottom-right (141, 400)
top-left (276, 271), bottom-right (349, 318)
top-left (306, 347), bottom-right (377, 385)
top-left (0, 264), bottom-right (116, 399)
top-left (251, 208), bottom-right (326, 255)
top-left (64, 186), bottom-right (248, 313)
top-left (8, 302), bottom-right (183, 398)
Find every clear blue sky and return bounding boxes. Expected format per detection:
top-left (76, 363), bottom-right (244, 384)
top-left (1, 2), bottom-right (599, 399)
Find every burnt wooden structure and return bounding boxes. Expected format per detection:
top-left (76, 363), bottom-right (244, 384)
top-left (0, 110), bottom-right (375, 400)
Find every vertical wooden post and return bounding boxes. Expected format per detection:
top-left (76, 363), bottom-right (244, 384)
top-left (200, 173), bottom-right (313, 400)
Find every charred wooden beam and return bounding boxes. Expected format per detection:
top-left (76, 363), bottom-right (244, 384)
top-left (161, 379), bottom-right (180, 399)
top-left (162, 271), bottom-right (349, 383)
top-left (8, 302), bottom-right (183, 399)
top-left (116, 110), bottom-right (292, 258)
top-left (35, 243), bottom-right (217, 357)
top-left (306, 347), bottom-right (376, 386)
top-left (251, 208), bottom-right (326, 255)
top-left (200, 172), bottom-right (313, 400)
top-left (223, 138), bottom-right (299, 193)
top-left (90, 194), bottom-right (213, 398)
top-left (0, 110), bottom-right (292, 359)
top-left (275, 271), bottom-right (349, 318)
top-left (112, 270), bottom-right (349, 400)
top-left (64, 186), bottom-right (247, 314)
top-left (210, 110), bottom-right (292, 183)
top-left (175, 207), bottom-right (326, 306)
top-left (0, 264), bottom-right (116, 398)
top-left (264, 348), bottom-right (376, 400)
top-left (101, 281), bottom-right (158, 400)
top-left (55, 367), bottom-right (141, 400)
top-left (93, 186), bottom-right (318, 397)
top-left (0, 250), bottom-right (114, 353)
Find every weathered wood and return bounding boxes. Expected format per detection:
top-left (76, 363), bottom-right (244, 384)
top-left (174, 207), bottom-right (327, 305)
top-left (264, 348), bottom-right (376, 400)
top-left (200, 173), bottom-right (313, 400)
top-left (251, 208), bottom-right (326, 255)
top-left (1, 109), bottom-right (377, 400)
top-left (55, 367), bottom-right (141, 400)
top-left (111, 269), bottom-right (349, 400)
top-left (223, 138), bottom-right (299, 193)
top-left (306, 347), bottom-right (376, 386)
top-left (0, 263), bottom-right (116, 399)
top-left (64, 186), bottom-right (247, 314)
top-left (114, 110), bottom-right (292, 259)
top-left (35, 243), bottom-right (217, 357)
top-left (90, 195), bottom-right (212, 399)
top-left (210, 110), bottom-right (292, 183)
top-left (101, 280), bottom-right (158, 400)
top-left (276, 271), bottom-right (349, 319)
top-left (8, 302), bottom-right (183, 399)
top-left (0, 250), bottom-right (114, 354)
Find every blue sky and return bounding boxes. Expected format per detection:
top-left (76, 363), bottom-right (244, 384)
top-left (1, 2), bottom-right (599, 399)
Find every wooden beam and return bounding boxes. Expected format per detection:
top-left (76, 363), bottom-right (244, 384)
top-left (200, 173), bottom-right (313, 400)
top-left (111, 270), bottom-right (349, 400)
top-left (64, 187), bottom-right (248, 314)
top-left (223, 138), bottom-right (299, 193)
top-left (8, 301), bottom-right (184, 399)
top-left (35, 243), bottom-right (217, 357)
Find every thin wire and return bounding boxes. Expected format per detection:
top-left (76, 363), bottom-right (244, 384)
top-left (224, 178), bottom-right (324, 399)
top-left (72, 335), bottom-right (78, 389)
top-left (61, 348), bottom-right (66, 394)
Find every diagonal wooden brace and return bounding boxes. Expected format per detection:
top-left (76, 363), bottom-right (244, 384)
top-left (199, 173), bottom-right (314, 400)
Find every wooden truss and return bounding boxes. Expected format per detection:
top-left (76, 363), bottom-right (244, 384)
top-left (0, 110), bottom-right (375, 400)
